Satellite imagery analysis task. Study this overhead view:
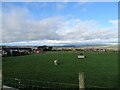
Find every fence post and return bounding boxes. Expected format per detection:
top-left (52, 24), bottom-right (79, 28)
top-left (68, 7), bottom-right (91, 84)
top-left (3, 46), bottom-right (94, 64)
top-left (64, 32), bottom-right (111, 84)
top-left (79, 72), bottom-right (84, 90)
top-left (0, 70), bottom-right (2, 90)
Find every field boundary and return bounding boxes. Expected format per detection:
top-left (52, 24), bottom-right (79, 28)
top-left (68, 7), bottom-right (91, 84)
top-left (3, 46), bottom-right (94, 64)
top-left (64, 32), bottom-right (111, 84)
top-left (3, 77), bottom-right (114, 89)
top-left (3, 77), bottom-right (79, 89)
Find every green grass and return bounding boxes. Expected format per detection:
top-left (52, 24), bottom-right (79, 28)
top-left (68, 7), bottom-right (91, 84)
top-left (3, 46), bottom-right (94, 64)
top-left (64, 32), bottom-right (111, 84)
top-left (2, 51), bottom-right (118, 88)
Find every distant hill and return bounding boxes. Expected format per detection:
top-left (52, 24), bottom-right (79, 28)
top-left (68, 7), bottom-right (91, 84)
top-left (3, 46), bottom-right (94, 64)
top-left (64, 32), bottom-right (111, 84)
top-left (80, 44), bottom-right (118, 50)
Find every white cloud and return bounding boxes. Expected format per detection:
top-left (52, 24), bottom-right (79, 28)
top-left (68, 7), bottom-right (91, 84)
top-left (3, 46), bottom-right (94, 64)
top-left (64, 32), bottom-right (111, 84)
top-left (2, 6), bottom-right (63, 42)
top-left (2, 4), bottom-right (118, 46)
top-left (109, 20), bottom-right (118, 26)
top-left (2, 38), bottom-right (118, 46)
top-left (56, 3), bottom-right (67, 10)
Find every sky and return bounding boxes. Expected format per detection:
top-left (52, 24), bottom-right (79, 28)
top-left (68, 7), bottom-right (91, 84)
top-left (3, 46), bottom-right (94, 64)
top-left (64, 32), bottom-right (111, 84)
top-left (1, 2), bottom-right (118, 46)
top-left (1, 0), bottom-right (120, 2)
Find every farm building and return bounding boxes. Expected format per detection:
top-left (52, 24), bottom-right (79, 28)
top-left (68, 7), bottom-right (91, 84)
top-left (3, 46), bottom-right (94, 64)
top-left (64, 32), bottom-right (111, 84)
top-left (2, 46), bottom-right (32, 57)
top-left (37, 46), bottom-right (52, 51)
top-left (33, 46), bottom-right (53, 54)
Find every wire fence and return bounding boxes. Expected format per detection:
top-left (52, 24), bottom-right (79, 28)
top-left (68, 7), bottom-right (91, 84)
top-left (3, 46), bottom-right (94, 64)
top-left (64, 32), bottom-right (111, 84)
top-left (3, 77), bottom-right (79, 90)
top-left (3, 77), bottom-right (116, 90)
top-left (2, 72), bottom-right (117, 90)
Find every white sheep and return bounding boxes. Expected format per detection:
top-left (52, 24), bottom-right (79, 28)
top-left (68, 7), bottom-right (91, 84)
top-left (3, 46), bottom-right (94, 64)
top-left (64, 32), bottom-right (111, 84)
top-left (54, 60), bottom-right (58, 66)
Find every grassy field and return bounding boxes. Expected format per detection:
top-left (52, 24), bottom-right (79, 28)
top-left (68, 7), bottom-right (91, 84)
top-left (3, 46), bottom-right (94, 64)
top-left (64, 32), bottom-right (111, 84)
top-left (2, 51), bottom-right (118, 88)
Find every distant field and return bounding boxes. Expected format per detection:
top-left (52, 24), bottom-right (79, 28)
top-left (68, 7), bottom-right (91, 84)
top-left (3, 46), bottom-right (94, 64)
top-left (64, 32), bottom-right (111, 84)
top-left (2, 51), bottom-right (118, 88)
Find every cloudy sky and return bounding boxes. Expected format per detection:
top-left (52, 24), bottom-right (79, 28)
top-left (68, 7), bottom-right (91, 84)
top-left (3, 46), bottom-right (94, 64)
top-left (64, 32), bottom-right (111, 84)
top-left (1, 2), bottom-right (118, 46)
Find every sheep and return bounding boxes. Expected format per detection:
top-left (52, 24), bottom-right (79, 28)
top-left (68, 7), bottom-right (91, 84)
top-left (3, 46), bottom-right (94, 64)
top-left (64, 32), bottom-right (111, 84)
top-left (54, 60), bottom-right (58, 66)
